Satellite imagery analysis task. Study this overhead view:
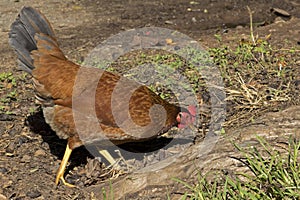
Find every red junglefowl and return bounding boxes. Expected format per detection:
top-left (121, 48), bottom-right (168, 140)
top-left (9, 6), bottom-right (196, 187)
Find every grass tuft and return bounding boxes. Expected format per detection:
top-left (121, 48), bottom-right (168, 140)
top-left (209, 34), bottom-right (299, 127)
top-left (173, 136), bottom-right (299, 199)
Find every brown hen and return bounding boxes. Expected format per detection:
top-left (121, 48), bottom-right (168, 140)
top-left (9, 7), bottom-right (196, 187)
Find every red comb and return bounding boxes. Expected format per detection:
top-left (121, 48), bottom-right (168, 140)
top-left (188, 105), bottom-right (196, 116)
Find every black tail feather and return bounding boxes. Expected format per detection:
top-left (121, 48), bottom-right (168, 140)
top-left (9, 6), bottom-right (55, 74)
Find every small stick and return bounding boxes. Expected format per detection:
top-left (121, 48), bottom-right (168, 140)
top-left (247, 6), bottom-right (256, 46)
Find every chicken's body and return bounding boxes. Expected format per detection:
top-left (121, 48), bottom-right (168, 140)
top-left (9, 7), bottom-right (196, 187)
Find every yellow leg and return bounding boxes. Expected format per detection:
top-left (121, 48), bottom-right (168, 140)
top-left (55, 143), bottom-right (75, 187)
top-left (99, 149), bottom-right (117, 166)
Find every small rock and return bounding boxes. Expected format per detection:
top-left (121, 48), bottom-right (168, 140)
top-left (174, 46), bottom-right (180, 50)
top-left (41, 142), bottom-right (50, 150)
top-left (0, 114), bottom-right (13, 121)
top-left (2, 180), bottom-right (12, 188)
top-left (21, 155), bottom-right (31, 163)
top-left (294, 80), bottom-right (300, 87)
top-left (271, 7), bottom-right (291, 17)
top-left (189, 1), bottom-right (199, 5)
top-left (8, 128), bottom-right (19, 137)
top-left (5, 143), bottom-right (15, 154)
top-left (165, 38), bottom-right (173, 45)
top-left (34, 149), bottom-right (46, 157)
top-left (165, 20), bottom-right (173, 25)
top-left (65, 175), bottom-right (77, 185)
top-left (192, 17), bottom-right (197, 23)
top-left (274, 17), bottom-right (285, 24)
top-left (0, 193), bottom-right (7, 200)
top-left (0, 167), bottom-right (8, 173)
top-left (26, 190), bottom-right (41, 198)
top-left (5, 153), bottom-right (14, 157)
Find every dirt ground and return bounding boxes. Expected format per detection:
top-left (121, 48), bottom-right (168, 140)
top-left (0, 0), bottom-right (300, 199)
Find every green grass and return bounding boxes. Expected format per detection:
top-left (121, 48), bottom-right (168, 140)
top-left (174, 136), bottom-right (300, 200)
top-left (0, 72), bottom-right (16, 87)
top-left (0, 89), bottom-right (17, 103)
top-left (209, 33), bottom-right (299, 127)
top-left (100, 180), bottom-right (114, 200)
top-left (0, 71), bottom-right (22, 115)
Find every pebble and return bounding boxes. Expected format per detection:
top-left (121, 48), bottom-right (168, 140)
top-left (0, 114), bottom-right (13, 121)
top-left (174, 46), bottom-right (180, 50)
top-left (0, 193), bottom-right (7, 200)
top-left (2, 180), bottom-right (12, 189)
top-left (15, 135), bottom-right (29, 146)
top-left (41, 142), bottom-right (50, 150)
top-left (21, 155), bottom-right (31, 163)
top-left (295, 80), bottom-right (300, 88)
top-left (34, 149), bottom-right (46, 157)
top-left (274, 17), bottom-right (285, 24)
top-left (8, 128), bottom-right (19, 137)
top-left (5, 143), bottom-right (15, 154)
top-left (165, 20), bottom-right (174, 25)
top-left (189, 1), bottom-right (199, 5)
top-left (0, 167), bottom-right (8, 173)
top-left (26, 190), bottom-right (41, 198)
top-left (272, 7), bottom-right (291, 17)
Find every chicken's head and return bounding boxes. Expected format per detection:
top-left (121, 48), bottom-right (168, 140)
top-left (176, 105), bottom-right (196, 128)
